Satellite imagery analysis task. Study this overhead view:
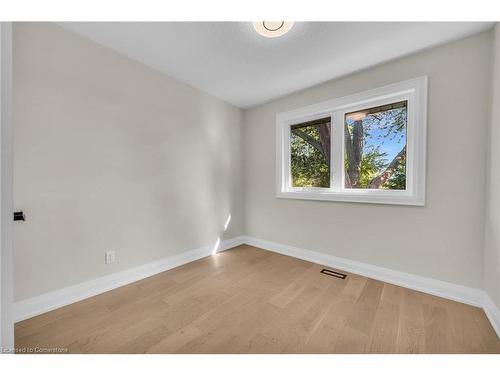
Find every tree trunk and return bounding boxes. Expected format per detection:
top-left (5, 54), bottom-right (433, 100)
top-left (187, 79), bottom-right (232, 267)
top-left (317, 123), bottom-right (331, 166)
top-left (292, 124), bottom-right (331, 167)
top-left (344, 171), bottom-right (352, 188)
top-left (345, 120), bottom-right (363, 187)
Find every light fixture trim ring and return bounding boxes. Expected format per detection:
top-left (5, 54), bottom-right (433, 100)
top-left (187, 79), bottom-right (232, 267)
top-left (253, 21), bottom-right (294, 38)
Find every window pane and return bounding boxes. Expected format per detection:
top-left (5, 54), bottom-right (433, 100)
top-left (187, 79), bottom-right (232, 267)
top-left (290, 118), bottom-right (331, 188)
top-left (344, 101), bottom-right (407, 190)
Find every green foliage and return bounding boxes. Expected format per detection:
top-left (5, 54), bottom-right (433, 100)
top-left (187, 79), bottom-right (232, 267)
top-left (346, 105), bottom-right (407, 190)
top-left (358, 147), bottom-right (388, 187)
top-left (345, 144), bottom-right (406, 190)
top-left (290, 125), bottom-right (330, 188)
top-left (290, 104), bottom-right (407, 190)
top-left (383, 162), bottom-right (406, 190)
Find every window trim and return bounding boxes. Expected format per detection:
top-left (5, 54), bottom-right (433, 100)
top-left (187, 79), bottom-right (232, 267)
top-left (276, 76), bottom-right (427, 206)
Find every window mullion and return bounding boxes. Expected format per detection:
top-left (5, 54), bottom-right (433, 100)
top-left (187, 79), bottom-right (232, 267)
top-left (331, 112), bottom-right (343, 192)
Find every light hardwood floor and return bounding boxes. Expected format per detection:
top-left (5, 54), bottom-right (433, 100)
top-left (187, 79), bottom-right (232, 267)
top-left (15, 245), bottom-right (500, 354)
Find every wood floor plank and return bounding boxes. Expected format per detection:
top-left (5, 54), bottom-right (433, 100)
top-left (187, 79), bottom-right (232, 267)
top-left (472, 308), bottom-right (500, 354)
top-left (84, 317), bottom-right (171, 354)
top-left (422, 303), bottom-right (454, 353)
top-left (368, 299), bottom-right (400, 353)
top-left (146, 326), bottom-right (204, 353)
top-left (268, 264), bottom-right (316, 308)
top-left (303, 291), bottom-right (357, 353)
top-left (396, 317), bottom-right (425, 353)
top-left (343, 278), bottom-right (384, 336)
top-left (445, 302), bottom-right (488, 353)
top-left (396, 288), bottom-right (426, 353)
top-left (14, 245), bottom-right (500, 354)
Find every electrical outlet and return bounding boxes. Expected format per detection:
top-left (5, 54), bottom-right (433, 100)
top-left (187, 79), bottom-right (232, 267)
top-left (105, 251), bottom-right (115, 265)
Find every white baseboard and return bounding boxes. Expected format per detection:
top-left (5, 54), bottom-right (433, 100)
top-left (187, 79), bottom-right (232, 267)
top-left (241, 235), bottom-right (500, 338)
top-left (241, 236), bottom-right (484, 306)
top-left (13, 236), bottom-right (245, 322)
top-left (13, 234), bottom-right (500, 339)
top-left (482, 293), bottom-right (500, 338)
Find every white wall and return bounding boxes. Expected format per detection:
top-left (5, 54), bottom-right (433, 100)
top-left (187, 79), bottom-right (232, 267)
top-left (485, 24), bottom-right (500, 309)
top-left (13, 23), bottom-right (243, 301)
top-left (243, 31), bottom-right (492, 289)
top-left (1, 22), bottom-right (14, 350)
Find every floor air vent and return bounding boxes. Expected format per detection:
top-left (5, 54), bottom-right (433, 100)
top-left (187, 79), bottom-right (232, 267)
top-left (320, 268), bottom-right (347, 279)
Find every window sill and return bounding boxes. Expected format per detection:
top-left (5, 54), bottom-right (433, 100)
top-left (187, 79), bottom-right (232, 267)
top-left (276, 189), bottom-right (425, 206)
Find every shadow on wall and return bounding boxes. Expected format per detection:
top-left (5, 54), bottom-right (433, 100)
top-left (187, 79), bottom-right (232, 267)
top-left (141, 94), bottom-right (238, 258)
top-left (198, 95), bottom-right (239, 255)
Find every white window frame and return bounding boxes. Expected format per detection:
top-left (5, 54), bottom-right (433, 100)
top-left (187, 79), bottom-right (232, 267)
top-left (276, 76), bottom-right (427, 206)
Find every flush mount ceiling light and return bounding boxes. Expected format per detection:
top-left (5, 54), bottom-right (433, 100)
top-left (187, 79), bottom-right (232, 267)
top-left (253, 21), bottom-right (294, 38)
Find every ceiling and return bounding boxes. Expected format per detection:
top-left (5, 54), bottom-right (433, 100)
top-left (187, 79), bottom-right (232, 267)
top-left (59, 22), bottom-right (493, 108)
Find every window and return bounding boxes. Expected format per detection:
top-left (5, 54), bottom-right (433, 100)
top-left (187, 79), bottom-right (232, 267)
top-left (290, 118), bottom-right (331, 188)
top-left (344, 101), bottom-right (407, 190)
top-left (276, 77), bottom-right (427, 205)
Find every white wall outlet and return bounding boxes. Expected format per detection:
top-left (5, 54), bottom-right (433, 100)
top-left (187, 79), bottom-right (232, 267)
top-left (105, 251), bottom-right (115, 265)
